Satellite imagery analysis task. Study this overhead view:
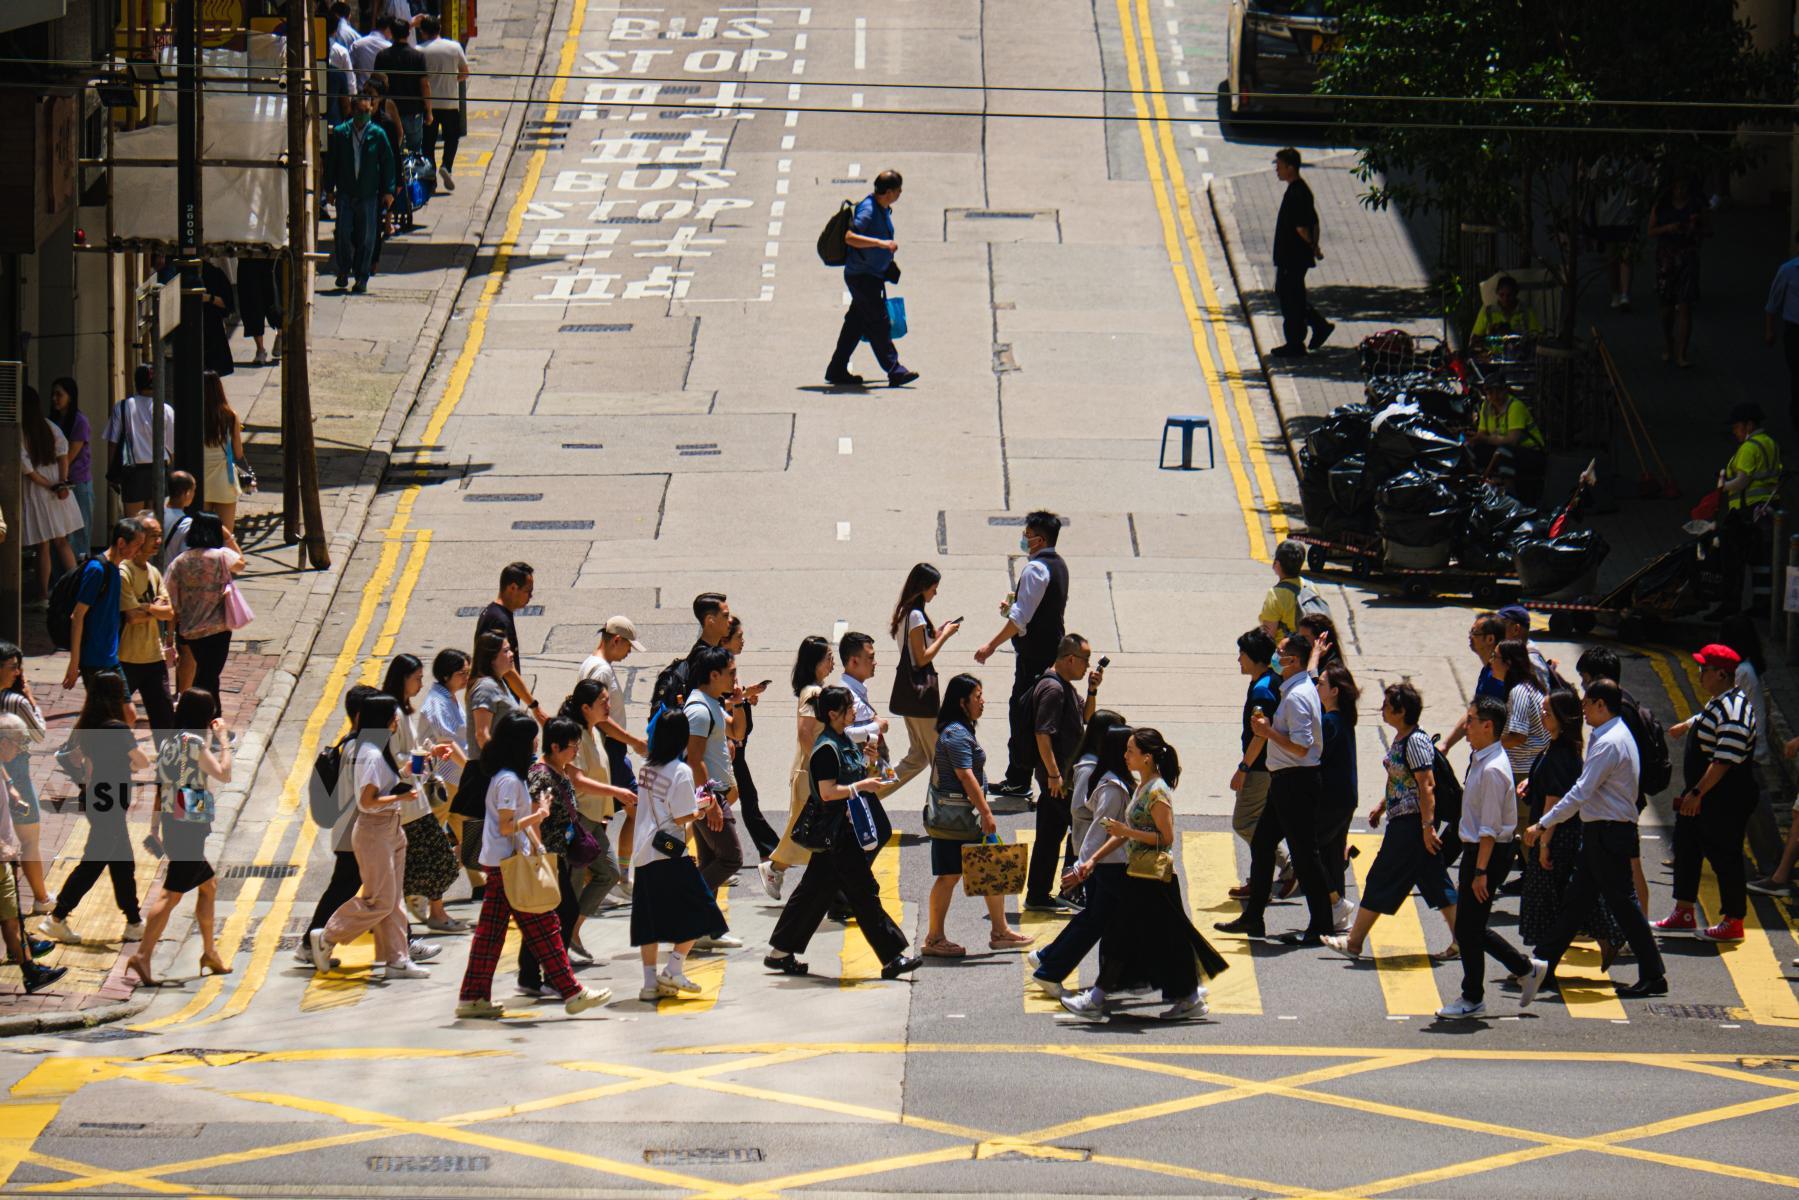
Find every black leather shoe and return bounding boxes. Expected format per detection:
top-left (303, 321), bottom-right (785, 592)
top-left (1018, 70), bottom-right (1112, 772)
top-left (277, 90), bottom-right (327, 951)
top-left (763, 953), bottom-right (809, 976)
top-left (880, 953), bottom-right (923, 979)
top-left (824, 371), bottom-right (865, 387)
top-left (888, 369), bottom-right (920, 387)
top-left (1308, 320), bottom-right (1335, 351)
top-left (1272, 930), bottom-right (1327, 947)
top-left (1269, 343), bottom-right (1307, 359)
top-left (1214, 915), bottom-right (1266, 938)
top-left (1614, 976), bottom-right (1668, 998)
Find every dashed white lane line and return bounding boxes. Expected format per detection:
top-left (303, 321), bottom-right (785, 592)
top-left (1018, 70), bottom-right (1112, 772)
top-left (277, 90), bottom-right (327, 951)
top-left (1165, 18), bottom-right (1178, 34)
top-left (777, 179), bottom-right (790, 194)
top-left (1176, 69), bottom-right (1190, 86)
top-left (1192, 145), bottom-right (1210, 164)
top-left (837, 522), bottom-right (851, 541)
top-left (854, 16), bottom-right (867, 69)
top-left (795, 32), bottom-right (808, 50)
top-left (782, 134), bottom-right (796, 149)
top-left (1182, 94), bottom-right (1198, 113)
top-left (831, 619), bottom-right (848, 643)
top-left (770, 200), bottom-right (786, 217)
top-left (767, 221), bottom-right (783, 236)
top-left (788, 83), bottom-right (803, 100)
top-left (765, 241), bottom-right (780, 257)
top-left (848, 160), bottom-right (862, 176)
top-left (792, 57), bottom-right (806, 75)
top-left (785, 110), bottom-right (799, 127)
top-left (778, 158), bottom-right (792, 172)
top-left (839, 437), bottom-right (853, 455)
top-left (851, 92), bottom-right (864, 108)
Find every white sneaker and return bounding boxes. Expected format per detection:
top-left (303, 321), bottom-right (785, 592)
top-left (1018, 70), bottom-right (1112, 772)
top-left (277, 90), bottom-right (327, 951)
top-left (1436, 996), bottom-right (1487, 1019)
top-left (695, 934), bottom-right (742, 951)
top-left (658, 969), bottom-right (701, 994)
top-left (307, 929), bottom-right (334, 973)
top-left (1322, 934), bottom-right (1363, 962)
top-left (295, 941), bottom-right (340, 970)
top-left (405, 895), bottom-right (429, 923)
top-left (37, 916), bottom-right (78, 944)
top-left (30, 893), bottom-right (57, 916)
top-left (122, 922), bottom-right (145, 941)
top-left (758, 861), bottom-right (784, 900)
top-left (565, 985), bottom-right (611, 1014)
top-left (455, 998), bottom-right (504, 1019)
top-left (1517, 958), bottom-right (1549, 1007)
top-left (1059, 990), bottom-right (1108, 1021)
top-left (1331, 897), bottom-right (1356, 934)
top-left (1160, 993), bottom-right (1209, 1021)
top-left (408, 939), bottom-right (442, 962)
top-left (383, 960), bottom-right (431, 980)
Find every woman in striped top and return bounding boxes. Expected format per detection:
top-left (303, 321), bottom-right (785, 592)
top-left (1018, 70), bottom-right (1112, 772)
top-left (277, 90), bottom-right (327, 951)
top-left (1493, 640), bottom-right (1550, 786)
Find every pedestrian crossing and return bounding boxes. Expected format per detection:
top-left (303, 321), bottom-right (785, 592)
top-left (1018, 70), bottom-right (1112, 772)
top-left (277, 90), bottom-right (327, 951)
top-left (231, 830), bottom-right (1799, 1026)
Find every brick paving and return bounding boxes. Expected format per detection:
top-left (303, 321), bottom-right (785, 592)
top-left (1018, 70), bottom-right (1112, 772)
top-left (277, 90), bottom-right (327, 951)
top-left (1211, 158), bottom-right (1799, 863)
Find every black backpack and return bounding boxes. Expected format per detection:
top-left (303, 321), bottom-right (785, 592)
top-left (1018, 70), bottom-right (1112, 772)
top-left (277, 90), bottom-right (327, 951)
top-left (1429, 743), bottom-right (1465, 868)
top-left (1622, 693), bottom-right (1673, 797)
top-left (47, 555), bottom-right (110, 652)
top-left (816, 199), bottom-right (854, 266)
top-left (644, 655), bottom-right (693, 741)
top-left (307, 736), bottom-right (350, 827)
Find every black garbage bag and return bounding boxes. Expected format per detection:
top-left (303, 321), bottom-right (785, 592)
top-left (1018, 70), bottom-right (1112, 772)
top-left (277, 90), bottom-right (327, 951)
top-left (1328, 454), bottom-right (1376, 515)
top-left (1379, 506), bottom-right (1461, 548)
top-left (1304, 405), bottom-right (1373, 467)
top-left (1365, 372), bottom-right (1441, 410)
top-left (1299, 451), bottom-right (1336, 532)
top-left (1516, 530), bottom-right (1610, 595)
top-left (1456, 536), bottom-right (1513, 572)
top-left (1463, 483), bottom-right (1537, 544)
top-left (1367, 372), bottom-right (1471, 425)
top-left (1377, 469), bottom-right (1460, 516)
top-left (1368, 410), bottom-right (1471, 480)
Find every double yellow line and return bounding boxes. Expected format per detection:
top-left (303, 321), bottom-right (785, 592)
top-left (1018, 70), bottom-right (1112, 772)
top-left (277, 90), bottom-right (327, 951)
top-left (134, 0), bottom-right (590, 1032)
top-left (1114, 0), bottom-right (1287, 561)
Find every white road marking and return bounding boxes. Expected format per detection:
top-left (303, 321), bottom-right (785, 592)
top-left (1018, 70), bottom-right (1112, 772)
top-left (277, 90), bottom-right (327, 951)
top-left (788, 83), bottom-right (803, 100)
top-left (795, 32), bottom-right (808, 50)
top-left (782, 134), bottom-right (796, 149)
top-left (848, 161), bottom-right (862, 176)
top-left (831, 619), bottom-right (848, 642)
top-left (761, 262), bottom-right (776, 277)
top-left (1182, 95), bottom-right (1197, 113)
top-left (1165, 18), bottom-right (1178, 34)
top-left (770, 200), bottom-right (786, 217)
top-left (851, 92), bottom-right (864, 108)
top-left (1170, 41), bottom-right (1183, 60)
top-left (785, 110), bottom-right (799, 127)
top-left (1176, 69), bottom-right (1190, 85)
top-left (854, 17), bottom-right (867, 69)
top-left (765, 241), bottom-right (780, 257)
top-left (767, 221), bottom-right (783, 235)
top-left (839, 437), bottom-right (853, 455)
top-left (778, 158), bottom-right (792, 172)
top-left (1192, 145), bottom-right (1209, 163)
top-left (792, 57), bottom-right (806, 74)
top-left (777, 178), bottom-right (789, 194)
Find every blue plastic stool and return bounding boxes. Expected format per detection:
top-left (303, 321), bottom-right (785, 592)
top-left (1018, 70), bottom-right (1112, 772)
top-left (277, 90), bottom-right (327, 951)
top-left (1159, 415), bottom-right (1214, 470)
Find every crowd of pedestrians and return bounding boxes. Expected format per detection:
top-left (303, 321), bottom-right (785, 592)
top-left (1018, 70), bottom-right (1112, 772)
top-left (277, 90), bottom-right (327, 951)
top-left (7, 515), bottom-right (1791, 1022)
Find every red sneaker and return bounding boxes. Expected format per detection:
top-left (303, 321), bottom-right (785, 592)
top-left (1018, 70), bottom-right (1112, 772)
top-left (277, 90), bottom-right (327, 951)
top-left (1651, 909), bottom-right (1698, 935)
top-left (1697, 918), bottom-right (1744, 943)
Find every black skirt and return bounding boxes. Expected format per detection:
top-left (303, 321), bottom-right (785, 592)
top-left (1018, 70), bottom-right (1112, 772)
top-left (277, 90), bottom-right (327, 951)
top-left (1095, 874), bottom-right (1229, 1000)
top-left (629, 856), bottom-right (728, 947)
top-left (162, 819), bottom-right (215, 894)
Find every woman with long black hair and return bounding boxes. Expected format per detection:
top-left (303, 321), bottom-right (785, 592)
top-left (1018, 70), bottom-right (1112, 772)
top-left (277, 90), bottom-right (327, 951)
top-left (17, 385), bottom-right (83, 602)
top-left (48, 377), bottom-right (93, 559)
top-left (1031, 721), bottom-right (1133, 995)
top-left (764, 686), bottom-right (920, 981)
top-left (128, 687), bottom-right (234, 985)
top-left (762, 636), bottom-right (834, 899)
top-left (310, 693), bottom-right (430, 981)
top-left (630, 707), bottom-right (727, 1001)
top-left (455, 710), bottom-right (610, 1018)
top-left (1058, 728), bottom-right (1227, 1021)
top-left (1316, 662), bottom-right (1360, 929)
top-left (201, 371), bottom-right (250, 536)
top-left (920, 673), bottom-right (1031, 957)
top-left (886, 563), bottom-right (960, 797)
top-left (558, 678), bottom-right (637, 959)
top-left (383, 654), bottom-right (464, 933)
top-left (37, 673), bottom-right (147, 945)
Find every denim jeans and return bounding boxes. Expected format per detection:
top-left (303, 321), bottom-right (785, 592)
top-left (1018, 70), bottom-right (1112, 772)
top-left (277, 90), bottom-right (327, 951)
top-left (335, 195), bottom-right (381, 284)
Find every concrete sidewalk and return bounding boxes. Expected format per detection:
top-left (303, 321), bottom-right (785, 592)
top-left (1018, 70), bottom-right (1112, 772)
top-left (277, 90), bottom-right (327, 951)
top-left (1210, 156), bottom-right (1799, 875)
top-left (0, 0), bottom-right (555, 1034)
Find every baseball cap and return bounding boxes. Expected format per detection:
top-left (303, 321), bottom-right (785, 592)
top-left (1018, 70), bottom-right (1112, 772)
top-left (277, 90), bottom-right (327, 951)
top-left (602, 616), bottom-right (648, 652)
top-left (1727, 402), bottom-right (1764, 425)
top-left (1496, 604), bottom-right (1530, 625)
top-left (1692, 643), bottom-right (1742, 670)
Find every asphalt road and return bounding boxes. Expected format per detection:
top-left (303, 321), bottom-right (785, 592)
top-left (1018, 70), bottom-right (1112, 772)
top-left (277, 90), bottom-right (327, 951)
top-left (2, 0), bottom-right (1796, 1197)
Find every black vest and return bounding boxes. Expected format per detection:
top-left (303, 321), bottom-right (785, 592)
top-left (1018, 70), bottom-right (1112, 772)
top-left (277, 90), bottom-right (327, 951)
top-left (1013, 549), bottom-right (1069, 661)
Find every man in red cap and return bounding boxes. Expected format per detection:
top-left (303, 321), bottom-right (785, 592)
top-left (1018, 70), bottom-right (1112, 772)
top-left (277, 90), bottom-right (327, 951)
top-left (1659, 644), bottom-right (1760, 941)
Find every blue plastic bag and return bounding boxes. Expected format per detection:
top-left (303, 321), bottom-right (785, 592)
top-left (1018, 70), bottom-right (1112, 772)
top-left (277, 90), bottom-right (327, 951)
top-left (886, 295), bottom-right (907, 339)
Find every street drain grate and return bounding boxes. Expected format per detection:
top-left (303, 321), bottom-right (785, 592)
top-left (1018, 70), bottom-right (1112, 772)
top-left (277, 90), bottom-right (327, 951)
top-left (631, 131), bottom-right (686, 140)
top-left (559, 323), bottom-right (634, 333)
top-left (1646, 1003), bottom-right (1749, 1020)
top-left (221, 864), bottom-right (299, 880)
top-left (987, 514), bottom-right (1071, 527)
top-left (562, 442), bottom-right (606, 450)
top-left (645, 1149), bottom-right (765, 1166)
top-left (660, 85), bottom-right (701, 94)
top-left (513, 520), bottom-right (594, 531)
top-left (56, 1027), bottom-right (154, 1043)
top-left (368, 1156), bottom-right (490, 1173)
top-left (457, 605), bottom-right (544, 618)
top-left (677, 442), bottom-right (721, 457)
top-left (464, 493), bottom-right (544, 503)
top-left (966, 211), bottom-right (1043, 220)
top-left (982, 1147), bottom-right (1093, 1163)
top-left (64, 1122), bottom-right (204, 1139)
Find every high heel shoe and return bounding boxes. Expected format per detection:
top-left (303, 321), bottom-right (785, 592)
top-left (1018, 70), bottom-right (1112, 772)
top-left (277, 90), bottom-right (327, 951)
top-left (123, 955), bottom-right (156, 987)
top-left (199, 952), bottom-right (232, 976)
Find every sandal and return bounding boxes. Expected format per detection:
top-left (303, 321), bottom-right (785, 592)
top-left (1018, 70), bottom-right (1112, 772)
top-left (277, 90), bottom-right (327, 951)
top-left (1430, 943), bottom-right (1461, 962)
top-left (988, 929), bottom-right (1035, 950)
top-left (922, 936), bottom-right (966, 958)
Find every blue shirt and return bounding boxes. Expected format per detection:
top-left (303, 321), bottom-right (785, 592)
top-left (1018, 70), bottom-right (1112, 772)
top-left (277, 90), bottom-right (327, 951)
top-left (1473, 665), bottom-right (1504, 702)
top-left (1768, 256), bottom-right (1799, 324)
top-left (844, 195), bottom-right (894, 277)
top-left (1266, 670), bottom-right (1323, 770)
top-left (74, 557), bottom-right (121, 670)
top-left (932, 721), bottom-right (985, 793)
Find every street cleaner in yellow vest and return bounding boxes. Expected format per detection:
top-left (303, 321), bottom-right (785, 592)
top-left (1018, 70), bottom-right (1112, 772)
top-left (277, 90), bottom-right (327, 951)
top-left (1710, 401), bottom-right (1782, 619)
top-left (1470, 376), bottom-right (1549, 502)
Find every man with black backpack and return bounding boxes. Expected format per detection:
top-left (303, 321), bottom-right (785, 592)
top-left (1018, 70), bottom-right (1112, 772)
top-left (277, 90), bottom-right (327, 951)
top-left (822, 169), bottom-right (919, 389)
top-left (56, 518), bottom-right (143, 692)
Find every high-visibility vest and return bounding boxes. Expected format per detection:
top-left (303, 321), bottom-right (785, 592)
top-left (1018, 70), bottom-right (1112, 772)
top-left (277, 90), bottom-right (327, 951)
top-left (1726, 430), bottom-right (1781, 510)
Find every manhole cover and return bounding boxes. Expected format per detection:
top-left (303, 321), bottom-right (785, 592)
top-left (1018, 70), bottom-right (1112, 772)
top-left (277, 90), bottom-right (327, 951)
top-left (1646, 1003), bottom-right (1749, 1020)
top-left (368, 1155), bottom-right (490, 1173)
top-left (221, 864), bottom-right (299, 880)
top-left (645, 1148), bottom-right (765, 1165)
top-left (57, 1027), bottom-right (153, 1043)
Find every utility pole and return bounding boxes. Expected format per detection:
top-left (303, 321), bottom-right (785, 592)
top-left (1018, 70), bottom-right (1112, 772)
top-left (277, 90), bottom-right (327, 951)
top-left (174, 0), bottom-right (205, 506)
top-left (284, 0), bottom-right (330, 567)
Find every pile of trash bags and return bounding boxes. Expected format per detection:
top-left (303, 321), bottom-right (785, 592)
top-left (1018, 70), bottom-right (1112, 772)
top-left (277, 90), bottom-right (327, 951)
top-left (1298, 373), bottom-right (1606, 589)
